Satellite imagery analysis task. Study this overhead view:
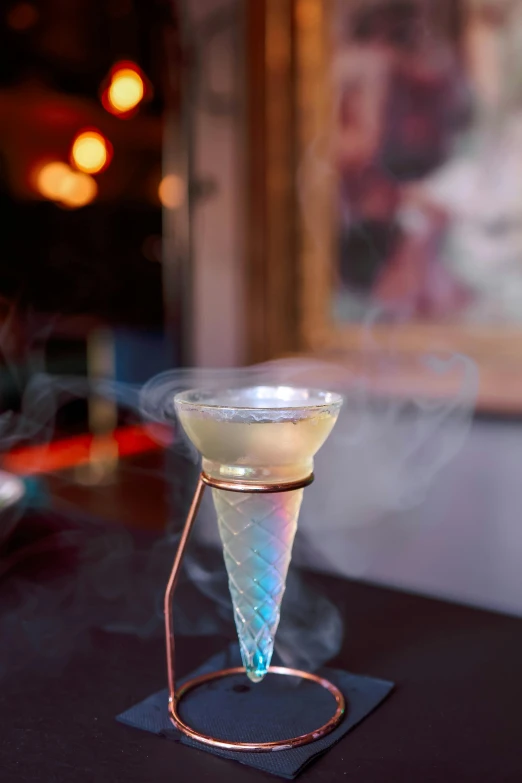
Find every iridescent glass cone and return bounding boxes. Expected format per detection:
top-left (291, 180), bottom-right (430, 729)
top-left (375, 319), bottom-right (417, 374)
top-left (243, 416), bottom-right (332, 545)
top-left (175, 386), bottom-right (342, 683)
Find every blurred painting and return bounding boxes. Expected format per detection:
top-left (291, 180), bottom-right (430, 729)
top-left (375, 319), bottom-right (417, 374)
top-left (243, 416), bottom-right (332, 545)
top-left (330, 0), bottom-right (522, 325)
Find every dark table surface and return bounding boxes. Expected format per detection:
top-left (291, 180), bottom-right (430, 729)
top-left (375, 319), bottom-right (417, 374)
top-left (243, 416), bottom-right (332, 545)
top-left (1, 508), bottom-right (521, 783)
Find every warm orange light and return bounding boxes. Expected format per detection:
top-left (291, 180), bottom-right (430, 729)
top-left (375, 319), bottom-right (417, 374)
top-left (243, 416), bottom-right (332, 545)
top-left (35, 162), bottom-right (72, 200)
top-left (60, 172), bottom-right (98, 208)
top-left (35, 162), bottom-right (97, 208)
top-left (108, 68), bottom-right (144, 113)
top-left (158, 174), bottom-right (186, 209)
top-left (71, 130), bottom-right (110, 174)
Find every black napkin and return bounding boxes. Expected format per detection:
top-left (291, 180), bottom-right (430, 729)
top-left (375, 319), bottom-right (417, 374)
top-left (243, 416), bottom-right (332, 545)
top-left (117, 645), bottom-right (394, 779)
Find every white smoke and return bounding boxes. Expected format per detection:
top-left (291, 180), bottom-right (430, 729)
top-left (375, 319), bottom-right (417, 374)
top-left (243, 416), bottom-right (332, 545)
top-left (139, 352), bottom-right (477, 665)
top-left (0, 348), bottom-right (476, 678)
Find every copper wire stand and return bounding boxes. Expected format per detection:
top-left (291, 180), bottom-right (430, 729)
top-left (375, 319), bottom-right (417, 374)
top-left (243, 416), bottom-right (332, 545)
top-left (164, 471), bottom-right (346, 752)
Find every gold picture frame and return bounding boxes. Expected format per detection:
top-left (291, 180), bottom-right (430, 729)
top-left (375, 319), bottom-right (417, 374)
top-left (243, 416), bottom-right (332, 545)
top-left (247, 0), bottom-right (522, 412)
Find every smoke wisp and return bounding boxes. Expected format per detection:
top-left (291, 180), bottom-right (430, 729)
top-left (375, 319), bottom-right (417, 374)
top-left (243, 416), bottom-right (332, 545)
top-left (0, 349), bottom-right (477, 681)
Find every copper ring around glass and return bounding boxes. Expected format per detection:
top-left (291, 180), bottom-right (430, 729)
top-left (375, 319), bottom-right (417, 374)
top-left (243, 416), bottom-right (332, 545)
top-left (201, 471), bottom-right (315, 493)
top-left (170, 665), bottom-right (346, 752)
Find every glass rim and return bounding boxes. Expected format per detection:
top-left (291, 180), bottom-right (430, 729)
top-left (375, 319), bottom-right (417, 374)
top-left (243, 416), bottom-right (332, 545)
top-left (173, 385), bottom-right (344, 414)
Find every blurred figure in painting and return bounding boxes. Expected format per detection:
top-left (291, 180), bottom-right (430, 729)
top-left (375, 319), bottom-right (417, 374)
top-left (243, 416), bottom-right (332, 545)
top-left (332, 0), bottom-right (470, 313)
top-left (377, 0), bottom-right (522, 322)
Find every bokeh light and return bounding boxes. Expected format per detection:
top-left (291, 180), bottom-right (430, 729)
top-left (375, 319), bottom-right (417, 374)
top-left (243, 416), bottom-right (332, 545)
top-left (34, 162), bottom-right (97, 208)
top-left (60, 171), bottom-right (98, 208)
top-left (35, 162), bottom-right (72, 201)
top-left (7, 2), bottom-right (38, 31)
top-left (158, 174), bottom-right (186, 209)
top-left (108, 67), bottom-right (144, 113)
top-left (71, 130), bottom-right (111, 174)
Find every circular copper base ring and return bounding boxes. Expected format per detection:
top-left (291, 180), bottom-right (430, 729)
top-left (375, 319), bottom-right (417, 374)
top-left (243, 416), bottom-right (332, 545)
top-left (169, 665), bottom-right (346, 752)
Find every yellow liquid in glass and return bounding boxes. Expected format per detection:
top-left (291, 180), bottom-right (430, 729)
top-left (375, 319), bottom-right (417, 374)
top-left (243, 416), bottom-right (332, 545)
top-left (177, 410), bottom-right (338, 483)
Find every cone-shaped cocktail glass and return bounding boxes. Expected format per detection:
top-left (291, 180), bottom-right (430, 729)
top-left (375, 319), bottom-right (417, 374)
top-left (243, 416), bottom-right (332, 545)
top-left (175, 386), bottom-right (342, 684)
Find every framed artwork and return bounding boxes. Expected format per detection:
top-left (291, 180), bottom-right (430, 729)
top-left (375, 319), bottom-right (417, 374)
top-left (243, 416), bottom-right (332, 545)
top-left (247, 0), bottom-right (522, 411)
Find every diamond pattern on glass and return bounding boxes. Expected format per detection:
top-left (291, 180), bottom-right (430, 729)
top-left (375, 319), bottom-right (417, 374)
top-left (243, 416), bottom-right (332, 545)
top-left (212, 487), bottom-right (303, 683)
